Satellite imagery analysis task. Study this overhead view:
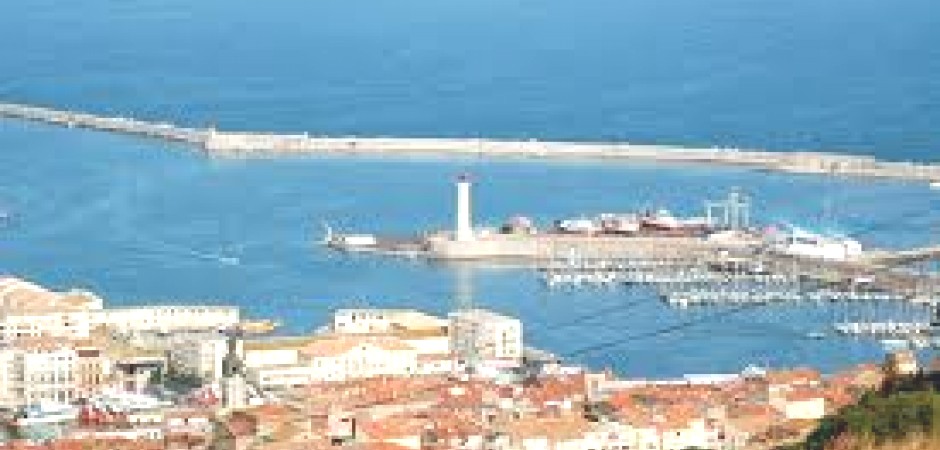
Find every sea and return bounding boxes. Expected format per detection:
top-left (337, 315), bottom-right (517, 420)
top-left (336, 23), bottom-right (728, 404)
top-left (0, 0), bottom-right (939, 377)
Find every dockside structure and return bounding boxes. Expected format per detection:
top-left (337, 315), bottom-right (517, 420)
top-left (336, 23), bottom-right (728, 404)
top-left (3, 101), bottom-right (940, 184)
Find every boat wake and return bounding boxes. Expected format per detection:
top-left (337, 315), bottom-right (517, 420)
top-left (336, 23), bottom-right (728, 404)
top-left (132, 237), bottom-right (241, 266)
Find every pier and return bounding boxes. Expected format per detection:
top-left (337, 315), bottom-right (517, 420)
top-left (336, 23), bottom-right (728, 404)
top-left (0, 102), bottom-right (207, 144)
top-left (542, 250), bottom-right (940, 300)
top-left (2, 101), bottom-right (940, 184)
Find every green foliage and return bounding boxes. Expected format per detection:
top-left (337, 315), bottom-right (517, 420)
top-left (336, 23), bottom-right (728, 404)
top-left (782, 373), bottom-right (940, 450)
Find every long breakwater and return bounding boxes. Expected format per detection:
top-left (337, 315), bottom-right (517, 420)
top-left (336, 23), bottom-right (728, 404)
top-left (2, 101), bottom-right (939, 183)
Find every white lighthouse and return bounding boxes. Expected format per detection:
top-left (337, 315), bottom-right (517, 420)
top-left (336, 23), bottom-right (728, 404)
top-left (455, 174), bottom-right (474, 242)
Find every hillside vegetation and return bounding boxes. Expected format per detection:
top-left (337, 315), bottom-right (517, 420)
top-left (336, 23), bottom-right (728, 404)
top-left (779, 374), bottom-right (940, 450)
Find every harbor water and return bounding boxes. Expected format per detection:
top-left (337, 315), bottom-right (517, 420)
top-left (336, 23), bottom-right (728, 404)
top-left (1, 0), bottom-right (939, 377)
top-left (2, 120), bottom-right (939, 377)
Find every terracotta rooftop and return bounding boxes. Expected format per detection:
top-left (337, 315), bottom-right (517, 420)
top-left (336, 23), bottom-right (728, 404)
top-left (505, 415), bottom-right (593, 442)
top-left (765, 368), bottom-right (822, 387)
top-left (359, 415), bottom-right (429, 440)
top-left (359, 443), bottom-right (415, 450)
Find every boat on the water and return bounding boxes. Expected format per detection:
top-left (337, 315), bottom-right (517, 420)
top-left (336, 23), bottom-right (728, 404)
top-left (931, 181), bottom-right (940, 190)
top-left (766, 225), bottom-right (863, 261)
top-left (321, 222), bottom-right (380, 252)
top-left (806, 331), bottom-right (826, 340)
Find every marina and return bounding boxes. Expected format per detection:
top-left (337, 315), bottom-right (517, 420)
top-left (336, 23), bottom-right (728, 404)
top-left (2, 99), bottom-right (939, 377)
top-left (321, 173), bottom-right (940, 355)
top-left (834, 321), bottom-right (933, 337)
top-left (3, 4), bottom-right (940, 447)
top-left (327, 176), bottom-right (940, 303)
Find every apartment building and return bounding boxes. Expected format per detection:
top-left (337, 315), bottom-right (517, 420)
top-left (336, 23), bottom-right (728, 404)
top-left (74, 344), bottom-right (115, 399)
top-left (0, 339), bottom-right (113, 408)
top-left (449, 309), bottom-right (523, 362)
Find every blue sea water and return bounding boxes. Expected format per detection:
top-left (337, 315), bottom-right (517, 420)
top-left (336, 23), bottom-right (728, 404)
top-left (1, 0), bottom-right (939, 159)
top-left (1, 0), bottom-right (939, 377)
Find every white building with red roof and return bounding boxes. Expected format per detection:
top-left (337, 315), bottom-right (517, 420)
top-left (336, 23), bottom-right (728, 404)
top-left (248, 334), bottom-right (419, 388)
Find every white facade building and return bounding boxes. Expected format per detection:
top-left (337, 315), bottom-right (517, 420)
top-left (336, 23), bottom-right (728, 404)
top-left (332, 309), bottom-right (448, 335)
top-left (247, 335), bottom-right (419, 389)
top-left (449, 309), bottom-right (522, 362)
top-left (0, 278), bottom-right (239, 342)
top-left (169, 336), bottom-right (233, 381)
top-left (770, 391), bottom-right (827, 421)
top-left (0, 277), bottom-right (103, 342)
top-left (20, 344), bottom-right (77, 405)
top-left (242, 336), bottom-right (322, 370)
top-left (0, 340), bottom-right (113, 408)
top-left (92, 305), bottom-right (239, 334)
top-left (508, 419), bottom-right (635, 450)
top-left (0, 348), bottom-right (19, 407)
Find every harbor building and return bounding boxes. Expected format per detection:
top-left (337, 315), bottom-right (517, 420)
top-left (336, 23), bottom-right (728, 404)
top-left (330, 308), bottom-right (451, 355)
top-left (0, 277), bottom-right (103, 341)
top-left (449, 309), bottom-right (523, 365)
top-left (332, 308), bottom-right (448, 335)
top-left (91, 305), bottom-right (240, 334)
top-left (0, 277), bottom-right (240, 341)
top-left (330, 178), bottom-right (767, 261)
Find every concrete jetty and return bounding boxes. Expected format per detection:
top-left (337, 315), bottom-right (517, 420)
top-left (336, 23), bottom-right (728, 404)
top-left (2, 100), bottom-right (940, 184)
top-left (0, 102), bottom-right (207, 144)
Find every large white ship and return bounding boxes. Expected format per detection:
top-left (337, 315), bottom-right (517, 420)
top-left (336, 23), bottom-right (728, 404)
top-left (767, 226), bottom-right (863, 261)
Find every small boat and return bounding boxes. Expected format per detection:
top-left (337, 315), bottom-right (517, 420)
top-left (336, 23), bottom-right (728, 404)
top-left (218, 256), bottom-right (240, 266)
top-left (931, 181), bottom-right (940, 190)
top-left (806, 331), bottom-right (826, 340)
top-left (321, 221), bottom-right (380, 252)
